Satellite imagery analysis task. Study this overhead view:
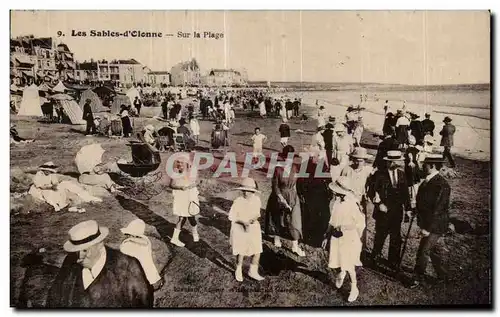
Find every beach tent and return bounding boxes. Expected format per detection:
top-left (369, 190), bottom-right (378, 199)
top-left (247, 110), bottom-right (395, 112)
top-left (126, 87), bottom-right (141, 105)
top-left (17, 84), bottom-right (42, 116)
top-left (79, 89), bottom-right (107, 112)
top-left (59, 99), bottom-right (86, 125)
top-left (52, 81), bottom-right (68, 93)
top-left (111, 94), bottom-right (132, 114)
top-left (38, 83), bottom-right (51, 92)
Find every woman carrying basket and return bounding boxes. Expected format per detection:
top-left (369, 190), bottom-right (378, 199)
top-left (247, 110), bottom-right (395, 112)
top-left (168, 153), bottom-right (200, 247)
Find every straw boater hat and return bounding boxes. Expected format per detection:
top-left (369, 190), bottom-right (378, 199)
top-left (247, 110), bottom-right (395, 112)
top-left (383, 150), bottom-right (405, 161)
top-left (63, 220), bottom-right (109, 252)
top-left (423, 153), bottom-right (447, 164)
top-left (329, 176), bottom-right (355, 196)
top-left (121, 219), bottom-right (147, 238)
top-left (443, 116), bottom-right (452, 123)
top-left (39, 161), bottom-right (58, 173)
top-left (234, 177), bottom-right (260, 193)
top-left (349, 147), bottom-right (372, 160)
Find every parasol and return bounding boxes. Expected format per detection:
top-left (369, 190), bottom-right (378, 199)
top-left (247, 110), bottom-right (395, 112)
top-left (75, 143), bottom-right (105, 174)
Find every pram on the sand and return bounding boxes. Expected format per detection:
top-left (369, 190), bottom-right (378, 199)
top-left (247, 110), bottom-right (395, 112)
top-left (210, 122), bottom-right (229, 153)
top-left (115, 141), bottom-right (163, 199)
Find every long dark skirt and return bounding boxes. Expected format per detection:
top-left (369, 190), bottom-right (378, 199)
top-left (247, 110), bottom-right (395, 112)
top-left (121, 117), bottom-right (132, 137)
top-left (265, 191), bottom-right (302, 241)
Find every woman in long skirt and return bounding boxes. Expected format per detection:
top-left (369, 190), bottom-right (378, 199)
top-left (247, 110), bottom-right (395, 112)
top-left (265, 145), bottom-right (306, 256)
top-left (229, 178), bottom-right (264, 282)
top-left (322, 176), bottom-right (365, 302)
top-left (169, 153), bottom-right (200, 247)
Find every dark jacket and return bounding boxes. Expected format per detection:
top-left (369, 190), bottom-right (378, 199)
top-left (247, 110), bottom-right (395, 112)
top-left (322, 129), bottom-right (334, 151)
top-left (372, 168), bottom-right (410, 221)
top-left (409, 120), bottom-right (424, 144)
top-left (373, 137), bottom-right (400, 170)
top-left (82, 103), bottom-right (93, 121)
top-left (279, 123), bottom-right (290, 138)
top-left (46, 247), bottom-right (153, 308)
top-left (421, 118), bottom-right (435, 136)
top-left (440, 123), bottom-right (456, 147)
top-left (416, 173), bottom-right (451, 234)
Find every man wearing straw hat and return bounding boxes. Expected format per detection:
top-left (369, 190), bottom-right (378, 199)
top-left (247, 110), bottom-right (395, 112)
top-left (409, 154), bottom-right (451, 288)
top-left (46, 220), bottom-right (153, 307)
top-left (370, 150), bottom-right (411, 270)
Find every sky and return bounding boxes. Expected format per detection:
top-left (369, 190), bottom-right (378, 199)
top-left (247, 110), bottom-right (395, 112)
top-left (10, 10), bottom-right (490, 85)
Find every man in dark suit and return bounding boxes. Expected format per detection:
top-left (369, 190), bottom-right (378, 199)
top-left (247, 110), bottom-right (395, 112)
top-left (133, 96), bottom-right (142, 116)
top-left (46, 220), bottom-right (153, 308)
top-left (371, 150), bottom-right (411, 269)
top-left (421, 113), bottom-right (435, 137)
top-left (82, 99), bottom-right (96, 136)
top-left (373, 134), bottom-right (400, 171)
top-left (409, 154), bottom-right (451, 288)
top-left (439, 116), bottom-right (456, 168)
top-left (322, 123), bottom-right (334, 167)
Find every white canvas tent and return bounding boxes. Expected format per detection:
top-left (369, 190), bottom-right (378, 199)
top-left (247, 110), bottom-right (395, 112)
top-left (17, 84), bottom-right (42, 116)
top-left (126, 87), bottom-right (141, 105)
top-left (52, 81), bottom-right (68, 93)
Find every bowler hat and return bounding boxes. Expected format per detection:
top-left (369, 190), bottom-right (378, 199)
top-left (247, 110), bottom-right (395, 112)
top-left (443, 116), bottom-right (452, 123)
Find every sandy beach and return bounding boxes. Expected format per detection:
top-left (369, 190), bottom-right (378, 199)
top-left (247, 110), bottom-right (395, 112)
top-left (10, 86), bottom-right (491, 306)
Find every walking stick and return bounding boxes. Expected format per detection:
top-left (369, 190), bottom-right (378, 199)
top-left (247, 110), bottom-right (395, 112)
top-left (398, 209), bottom-right (416, 271)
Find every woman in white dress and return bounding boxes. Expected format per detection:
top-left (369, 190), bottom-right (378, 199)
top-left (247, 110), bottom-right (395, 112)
top-left (228, 178), bottom-right (265, 282)
top-left (330, 123), bottom-right (354, 182)
top-left (29, 161), bottom-right (102, 211)
top-left (317, 106), bottom-right (327, 128)
top-left (258, 101), bottom-right (267, 118)
top-left (322, 176), bottom-right (365, 302)
top-left (168, 154), bottom-right (200, 247)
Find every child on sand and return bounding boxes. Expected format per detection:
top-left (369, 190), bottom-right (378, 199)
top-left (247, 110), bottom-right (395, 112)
top-left (119, 219), bottom-right (164, 291)
top-left (322, 176), bottom-right (365, 302)
top-left (251, 128), bottom-right (267, 156)
top-left (229, 178), bottom-right (264, 282)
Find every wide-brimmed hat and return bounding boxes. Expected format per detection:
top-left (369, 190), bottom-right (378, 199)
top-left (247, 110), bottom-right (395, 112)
top-left (443, 116), bottom-right (452, 123)
top-left (39, 161), bottom-right (58, 173)
top-left (63, 220), bottom-right (109, 252)
top-left (329, 176), bottom-right (355, 196)
top-left (347, 106), bottom-right (354, 112)
top-left (423, 153), bottom-right (447, 164)
top-left (234, 177), bottom-right (260, 193)
top-left (349, 147), bottom-right (372, 160)
top-left (121, 219), bottom-right (146, 238)
top-left (383, 150), bottom-right (404, 161)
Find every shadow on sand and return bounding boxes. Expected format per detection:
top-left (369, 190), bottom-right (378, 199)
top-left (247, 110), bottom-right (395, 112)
top-left (116, 194), bottom-right (234, 274)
